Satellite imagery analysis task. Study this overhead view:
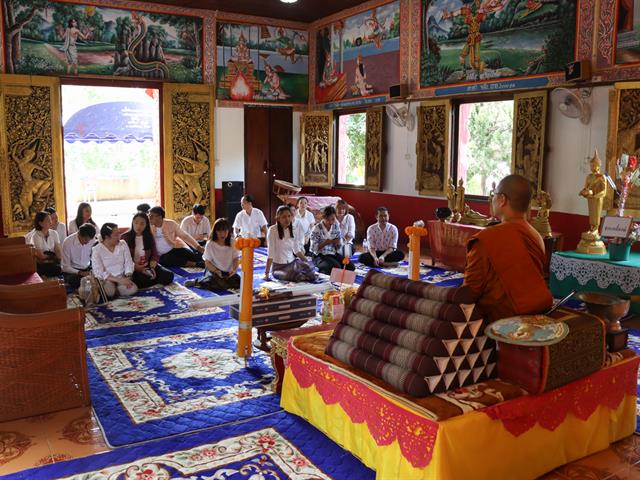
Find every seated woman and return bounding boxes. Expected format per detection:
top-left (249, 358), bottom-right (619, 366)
top-left (45, 206), bottom-right (67, 242)
top-left (91, 223), bottom-right (138, 299)
top-left (121, 213), bottom-right (174, 289)
top-left (68, 202), bottom-right (98, 235)
top-left (186, 218), bottom-right (240, 291)
top-left (265, 205), bottom-right (316, 282)
top-left (180, 204), bottom-right (211, 246)
top-left (28, 211), bottom-right (62, 277)
top-left (310, 206), bottom-right (355, 275)
top-left (336, 199), bottom-right (355, 259)
top-left (295, 197), bottom-right (315, 255)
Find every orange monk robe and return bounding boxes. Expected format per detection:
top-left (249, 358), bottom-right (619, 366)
top-left (463, 221), bottom-right (553, 323)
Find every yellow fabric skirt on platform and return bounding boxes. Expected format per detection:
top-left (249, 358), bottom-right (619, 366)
top-left (281, 367), bottom-right (636, 480)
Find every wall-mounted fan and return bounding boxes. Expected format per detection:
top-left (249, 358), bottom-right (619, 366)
top-left (550, 87), bottom-right (591, 125)
top-left (385, 104), bottom-right (415, 131)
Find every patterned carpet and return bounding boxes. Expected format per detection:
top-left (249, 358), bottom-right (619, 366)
top-left (2, 411), bottom-right (375, 480)
top-left (626, 328), bottom-right (640, 434)
top-left (87, 319), bottom-right (281, 446)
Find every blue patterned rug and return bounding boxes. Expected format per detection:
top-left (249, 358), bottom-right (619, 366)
top-left (3, 411), bottom-right (375, 480)
top-left (627, 328), bottom-right (640, 434)
top-left (88, 319), bottom-right (281, 446)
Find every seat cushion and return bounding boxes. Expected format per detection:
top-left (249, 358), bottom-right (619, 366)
top-left (0, 272), bottom-right (43, 285)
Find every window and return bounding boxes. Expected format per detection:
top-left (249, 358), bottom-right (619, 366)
top-left (336, 112), bottom-right (367, 186)
top-left (456, 100), bottom-right (514, 197)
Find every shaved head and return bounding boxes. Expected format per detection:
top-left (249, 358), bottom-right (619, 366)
top-left (496, 175), bottom-right (532, 213)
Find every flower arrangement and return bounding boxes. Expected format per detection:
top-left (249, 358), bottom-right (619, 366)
top-left (608, 221), bottom-right (640, 245)
top-left (616, 154), bottom-right (640, 215)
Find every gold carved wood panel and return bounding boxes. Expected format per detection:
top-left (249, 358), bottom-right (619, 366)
top-left (0, 75), bottom-right (64, 237)
top-left (365, 106), bottom-right (384, 192)
top-left (162, 83), bottom-right (215, 222)
top-left (415, 100), bottom-right (451, 196)
top-left (512, 91), bottom-right (547, 195)
top-left (606, 83), bottom-right (640, 216)
top-left (300, 111), bottom-right (333, 188)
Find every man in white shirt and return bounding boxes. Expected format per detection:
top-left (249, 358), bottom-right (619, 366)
top-left (61, 223), bottom-right (97, 288)
top-left (233, 194), bottom-right (268, 246)
top-left (359, 207), bottom-right (405, 267)
top-left (149, 206), bottom-right (205, 268)
top-left (180, 204), bottom-right (211, 246)
top-left (45, 207), bottom-right (67, 242)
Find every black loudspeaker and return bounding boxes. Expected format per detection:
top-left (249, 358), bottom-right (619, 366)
top-left (222, 181), bottom-right (244, 203)
top-left (389, 83), bottom-right (408, 99)
top-left (565, 60), bottom-right (591, 82)
top-left (223, 202), bottom-right (242, 223)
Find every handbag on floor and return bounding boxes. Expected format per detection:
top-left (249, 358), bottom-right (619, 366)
top-left (78, 273), bottom-right (108, 306)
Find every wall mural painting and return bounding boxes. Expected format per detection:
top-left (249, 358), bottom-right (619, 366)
top-left (315, 1), bottom-right (401, 104)
top-left (420, 0), bottom-right (577, 87)
top-left (3, 1), bottom-right (203, 82)
top-left (616, 0), bottom-right (640, 64)
top-left (216, 22), bottom-right (309, 103)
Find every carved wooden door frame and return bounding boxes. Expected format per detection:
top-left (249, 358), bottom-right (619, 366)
top-left (512, 90), bottom-right (547, 197)
top-left (365, 106), bottom-right (384, 192)
top-left (415, 99), bottom-right (451, 197)
top-left (300, 111), bottom-right (333, 188)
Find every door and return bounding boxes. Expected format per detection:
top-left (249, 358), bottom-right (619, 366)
top-left (244, 106), bottom-right (292, 222)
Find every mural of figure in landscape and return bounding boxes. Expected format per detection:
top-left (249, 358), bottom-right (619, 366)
top-left (616, 0), bottom-right (640, 64)
top-left (421, 0), bottom-right (576, 87)
top-left (216, 22), bottom-right (309, 103)
top-left (315, 1), bottom-right (400, 104)
top-left (2, 1), bottom-right (203, 82)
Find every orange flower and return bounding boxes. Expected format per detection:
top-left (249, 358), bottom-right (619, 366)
top-left (342, 257), bottom-right (350, 266)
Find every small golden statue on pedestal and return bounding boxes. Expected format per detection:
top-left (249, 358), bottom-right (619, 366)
top-left (446, 178), bottom-right (457, 220)
top-left (453, 178), bottom-right (465, 222)
top-left (530, 190), bottom-right (553, 238)
top-left (576, 150), bottom-right (607, 254)
top-left (488, 181), bottom-right (497, 220)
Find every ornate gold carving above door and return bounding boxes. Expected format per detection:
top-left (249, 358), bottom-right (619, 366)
top-left (0, 75), bottom-right (64, 237)
top-left (415, 99), bottom-right (451, 196)
top-left (365, 106), bottom-right (384, 192)
top-left (162, 83), bottom-right (215, 222)
top-left (300, 111), bottom-right (333, 188)
top-left (512, 91), bottom-right (547, 195)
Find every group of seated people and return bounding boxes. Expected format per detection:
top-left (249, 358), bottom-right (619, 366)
top-left (23, 194), bottom-right (405, 301)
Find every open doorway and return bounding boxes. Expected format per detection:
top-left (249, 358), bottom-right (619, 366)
top-left (61, 84), bottom-right (161, 229)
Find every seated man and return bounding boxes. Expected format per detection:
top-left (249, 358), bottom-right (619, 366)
top-left (180, 203), bottom-right (211, 246)
top-left (359, 207), bottom-right (405, 267)
top-left (463, 174), bottom-right (553, 323)
top-left (148, 206), bottom-right (205, 268)
top-left (61, 223), bottom-right (97, 289)
top-left (233, 194), bottom-right (268, 246)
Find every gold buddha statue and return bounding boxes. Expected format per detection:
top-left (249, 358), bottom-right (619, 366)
top-left (576, 150), bottom-right (607, 254)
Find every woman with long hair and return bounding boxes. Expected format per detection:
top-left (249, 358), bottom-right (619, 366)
top-left (310, 206), bottom-right (355, 275)
top-left (186, 218), bottom-right (241, 291)
top-left (121, 212), bottom-right (174, 289)
top-left (68, 202), bottom-right (98, 235)
top-left (295, 196), bottom-right (315, 255)
top-left (335, 199), bottom-right (355, 258)
top-left (91, 223), bottom-right (137, 299)
top-left (28, 211), bottom-right (62, 277)
top-left (265, 205), bottom-right (316, 282)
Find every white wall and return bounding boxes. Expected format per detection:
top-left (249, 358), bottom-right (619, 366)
top-left (214, 107), bottom-right (302, 189)
top-left (377, 87), bottom-right (612, 215)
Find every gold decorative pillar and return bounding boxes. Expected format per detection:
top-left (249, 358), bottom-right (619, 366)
top-left (0, 75), bottom-right (64, 237)
top-left (162, 83), bottom-right (215, 222)
top-left (415, 100), bottom-right (451, 196)
top-left (512, 91), bottom-right (547, 195)
top-left (365, 106), bottom-right (384, 191)
top-left (300, 111), bottom-right (333, 187)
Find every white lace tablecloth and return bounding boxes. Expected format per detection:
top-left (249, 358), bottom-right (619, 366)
top-left (550, 253), bottom-right (640, 294)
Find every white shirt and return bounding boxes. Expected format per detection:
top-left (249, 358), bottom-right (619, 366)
top-left (295, 210), bottom-right (315, 241)
top-left (203, 239), bottom-right (239, 272)
top-left (180, 215), bottom-right (211, 240)
top-left (154, 225), bottom-right (173, 255)
top-left (233, 208), bottom-right (268, 238)
top-left (91, 240), bottom-right (135, 280)
top-left (134, 236), bottom-right (145, 263)
top-left (338, 214), bottom-right (355, 244)
top-left (28, 229), bottom-right (60, 253)
top-left (366, 223), bottom-right (398, 251)
top-left (61, 232), bottom-right (96, 274)
top-left (53, 222), bottom-right (67, 242)
top-left (267, 224), bottom-right (302, 264)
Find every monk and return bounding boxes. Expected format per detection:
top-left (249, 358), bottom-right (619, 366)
top-left (463, 174), bottom-right (553, 323)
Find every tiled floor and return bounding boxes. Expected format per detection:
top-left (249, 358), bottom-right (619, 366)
top-left (0, 407), bottom-right (639, 478)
